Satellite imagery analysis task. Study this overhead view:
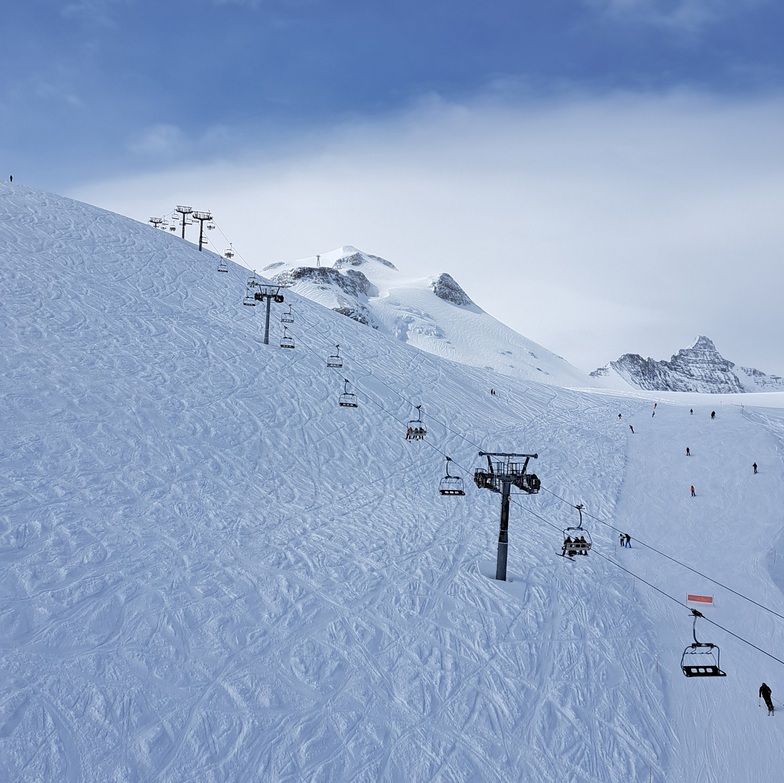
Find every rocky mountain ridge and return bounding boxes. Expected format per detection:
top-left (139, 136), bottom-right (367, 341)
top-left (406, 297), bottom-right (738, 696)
top-left (591, 336), bottom-right (784, 393)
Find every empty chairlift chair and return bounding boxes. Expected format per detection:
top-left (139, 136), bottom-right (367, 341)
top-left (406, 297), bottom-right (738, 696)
top-left (439, 457), bottom-right (465, 496)
top-left (327, 344), bottom-right (343, 369)
top-left (405, 405), bottom-right (427, 441)
top-left (280, 325), bottom-right (295, 349)
top-left (281, 304), bottom-right (294, 324)
top-left (561, 503), bottom-right (592, 557)
top-left (681, 609), bottom-right (727, 678)
top-left (338, 379), bottom-right (358, 408)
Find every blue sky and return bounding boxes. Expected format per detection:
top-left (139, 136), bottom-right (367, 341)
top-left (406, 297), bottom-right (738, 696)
top-left (4, 1), bottom-right (784, 372)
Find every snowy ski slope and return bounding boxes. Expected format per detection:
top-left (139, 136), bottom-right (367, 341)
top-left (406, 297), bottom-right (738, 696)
top-left (1, 183), bottom-right (784, 782)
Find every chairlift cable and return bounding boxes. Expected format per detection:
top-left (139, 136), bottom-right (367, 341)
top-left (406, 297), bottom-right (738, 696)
top-left (511, 491), bottom-right (784, 669)
top-left (245, 288), bottom-right (784, 670)
top-left (287, 303), bottom-right (784, 632)
top-left (539, 484), bottom-right (784, 624)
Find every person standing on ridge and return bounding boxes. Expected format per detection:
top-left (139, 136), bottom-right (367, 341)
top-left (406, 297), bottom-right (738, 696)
top-left (753, 462), bottom-right (758, 474)
top-left (686, 447), bottom-right (691, 457)
top-left (760, 682), bottom-right (774, 715)
top-left (690, 485), bottom-right (696, 497)
top-left (711, 411), bottom-right (716, 420)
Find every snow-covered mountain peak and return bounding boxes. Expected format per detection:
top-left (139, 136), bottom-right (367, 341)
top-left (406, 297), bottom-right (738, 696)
top-left (332, 247), bottom-right (397, 272)
top-left (264, 245), bottom-right (593, 387)
top-left (689, 335), bottom-right (717, 352)
top-left (263, 245), bottom-right (398, 275)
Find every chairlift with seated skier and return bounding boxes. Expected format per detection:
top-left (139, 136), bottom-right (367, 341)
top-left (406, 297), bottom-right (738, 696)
top-left (561, 503), bottom-right (592, 558)
top-left (680, 609), bottom-right (727, 677)
top-left (243, 272), bottom-right (259, 306)
top-left (405, 405), bottom-right (427, 441)
top-left (439, 456), bottom-right (465, 496)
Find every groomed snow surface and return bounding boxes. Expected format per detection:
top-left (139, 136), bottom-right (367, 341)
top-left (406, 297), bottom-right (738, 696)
top-left (2, 183), bottom-right (784, 782)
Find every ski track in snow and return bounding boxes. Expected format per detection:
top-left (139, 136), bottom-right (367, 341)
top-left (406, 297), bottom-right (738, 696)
top-left (1, 184), bottom-right (784, 782)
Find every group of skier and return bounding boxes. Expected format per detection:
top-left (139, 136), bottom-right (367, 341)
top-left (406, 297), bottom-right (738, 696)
top-left (621, 403), bottom-right (772, 713)
top-left (623, 407), bottom-right (759, 497)
top-left (562, 535), bottom-right (590, 557)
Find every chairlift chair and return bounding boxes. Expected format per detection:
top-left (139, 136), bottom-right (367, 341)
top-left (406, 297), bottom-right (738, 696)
top-left (281, 304), bottom-right (294, 324)
top-left (224, 246), bottom-right (235, 260)
top-left (562, 503), bottom-right (592, 557)
top-left (244, 273), bottom-right (260, 302)
top-left (405, 405), bottom-right (427, 440)
top-left (326, 344), bottom-right (343, 369)
top-left (439, 457), bottom-right (465, 496)
top-left (339, 379), bottom-right (358, 408)
top-left (217, 258), bottom-right (229, 273)
top-left (242, 284), bottom-right (257, 306)
top-left (280, 326), bottom-right (295, 349)
top-left (681, 610), bottom-right (726, 677)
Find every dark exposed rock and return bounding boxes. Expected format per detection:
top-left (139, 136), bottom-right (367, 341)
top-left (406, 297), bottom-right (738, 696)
top-left (431, 273), bottom-right (474, 307)
top-left (269, 266), bottom-right (378, 298)
top-left (334, 251), bottom-right (397, 271)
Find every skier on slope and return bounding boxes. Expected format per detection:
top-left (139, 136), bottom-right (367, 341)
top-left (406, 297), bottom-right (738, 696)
top-left (760, 682), bottom-right (774, 715)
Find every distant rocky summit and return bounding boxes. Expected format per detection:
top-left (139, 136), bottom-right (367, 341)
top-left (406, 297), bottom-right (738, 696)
top-left (591, 336), bottom-right (784, 393)
top-left (430, 273), bottom-right (474, 307)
